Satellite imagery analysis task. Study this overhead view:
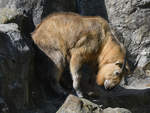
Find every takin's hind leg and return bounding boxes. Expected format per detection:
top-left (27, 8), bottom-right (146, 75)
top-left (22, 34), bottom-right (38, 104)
top-left (70, 52), bottom-right (86, 97)
top-left (48, 50), bottom-right (67, 96)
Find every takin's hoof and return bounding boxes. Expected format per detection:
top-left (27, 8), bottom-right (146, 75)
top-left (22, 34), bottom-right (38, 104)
top-left (76, 90), bottom-right (84, 98)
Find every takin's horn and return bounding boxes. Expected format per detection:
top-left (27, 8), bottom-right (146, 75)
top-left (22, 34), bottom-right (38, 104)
top-left (121, 52), bottom-right (127, 73)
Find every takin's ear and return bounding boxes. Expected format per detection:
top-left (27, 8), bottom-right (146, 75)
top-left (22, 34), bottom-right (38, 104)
top-left (115, 61), bottom-right (130, 75)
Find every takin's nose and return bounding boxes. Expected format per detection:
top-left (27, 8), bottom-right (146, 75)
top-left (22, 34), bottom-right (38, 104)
top-left (104, 80), bottom-right (114, 90)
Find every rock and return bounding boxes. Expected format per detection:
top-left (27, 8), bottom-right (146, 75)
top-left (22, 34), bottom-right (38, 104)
top-left (0, 7), bottom-right (34, 36)
top-left (0, 23), bottom-right (34, 113)
top-left (0, 8), bottom-right (19, 24)
top-left (103, 107), bottom-right (132, 113)
top-left (105, 0), bottom-right (150, 70)
top-left (0, 0), bottom-right (9, 8)
top-left (0, 0), bottom-right (77, 26)
top-left (57, 95), bottom-right (132, 113)
top-left (57, 95), bottom-right (103, 113)
top-left (0, 23), bottom-right (19, 32)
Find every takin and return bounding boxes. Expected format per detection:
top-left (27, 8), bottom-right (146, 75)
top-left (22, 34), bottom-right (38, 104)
top-left (32, 12), bottom-right (130, 97)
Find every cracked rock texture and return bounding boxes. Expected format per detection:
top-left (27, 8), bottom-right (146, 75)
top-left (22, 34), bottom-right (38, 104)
top-left (105, 0), bottom-right (150, 70)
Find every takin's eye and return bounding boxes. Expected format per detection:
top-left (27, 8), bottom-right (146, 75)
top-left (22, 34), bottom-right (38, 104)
top-left (113, 70), bottom-right (121, 76)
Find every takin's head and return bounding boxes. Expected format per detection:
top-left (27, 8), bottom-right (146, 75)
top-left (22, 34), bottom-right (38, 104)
top-left (96, 59), bottom-right (130, 89)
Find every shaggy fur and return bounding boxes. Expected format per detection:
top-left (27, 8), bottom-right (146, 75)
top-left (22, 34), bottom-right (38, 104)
top-left (32, 12), bottom-right (129, 97)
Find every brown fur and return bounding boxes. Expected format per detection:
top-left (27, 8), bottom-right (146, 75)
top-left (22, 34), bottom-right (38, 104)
top-left (32, 12), bottom-right (129, 97)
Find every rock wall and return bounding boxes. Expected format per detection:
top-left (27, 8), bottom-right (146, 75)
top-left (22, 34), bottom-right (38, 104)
top-left (0, 0), bottom-right (76, 113)
top-left (0, 23), bottom-right (34, 113)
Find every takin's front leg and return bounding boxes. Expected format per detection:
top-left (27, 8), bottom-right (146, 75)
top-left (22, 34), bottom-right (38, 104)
top-left (70, 53), bottom-right (85, 97)
top-left (47, 50), bottom-right (67, 96)
top-left (50, 65), bottom-right (67, 96)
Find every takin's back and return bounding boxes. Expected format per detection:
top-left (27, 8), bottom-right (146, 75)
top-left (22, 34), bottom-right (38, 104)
top-left (32, 12), bottom-right (110, 56)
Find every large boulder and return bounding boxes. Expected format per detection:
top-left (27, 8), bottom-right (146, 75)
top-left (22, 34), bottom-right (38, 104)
top-left (57, 95), bottom-right (132, 113)
top-left (57, 94), bottom-right (103, 113)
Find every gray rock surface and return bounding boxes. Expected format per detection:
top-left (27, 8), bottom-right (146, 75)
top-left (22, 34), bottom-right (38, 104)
top-left (105, 0), bottom-right (150, 70)
top-left (0, 8), bottom-right (19, 24)
top-left (0, 0), bottom-right (76, 26)
top-left (0, 0), bottom-right (9, 8)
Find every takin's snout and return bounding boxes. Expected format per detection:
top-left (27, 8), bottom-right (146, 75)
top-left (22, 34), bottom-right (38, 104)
top-left (96, 61), bottom-right (130, 90)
